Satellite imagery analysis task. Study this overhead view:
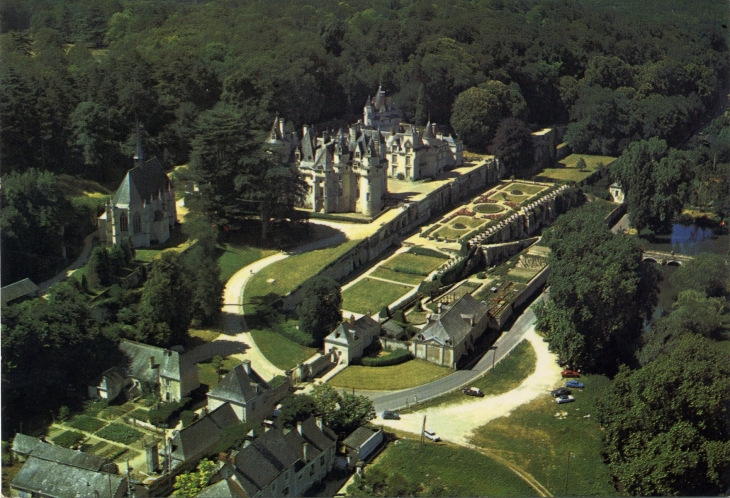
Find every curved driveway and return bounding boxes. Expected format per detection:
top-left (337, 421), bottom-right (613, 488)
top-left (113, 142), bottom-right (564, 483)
top-left (366, 291), bottom-right (548, 414)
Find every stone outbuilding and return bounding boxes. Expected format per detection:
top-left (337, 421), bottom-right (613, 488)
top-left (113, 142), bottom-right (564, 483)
top-left (323, 315), bottom-right (380, 365)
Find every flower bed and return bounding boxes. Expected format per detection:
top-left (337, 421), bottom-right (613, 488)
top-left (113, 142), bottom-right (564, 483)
top-left (474, 203), bottom-right (505, 214)
top-left (95, 423), bottom-right (143, 445)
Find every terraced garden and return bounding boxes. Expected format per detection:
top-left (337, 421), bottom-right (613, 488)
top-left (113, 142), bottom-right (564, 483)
top-left (342, 278), bottom-right (415, 314)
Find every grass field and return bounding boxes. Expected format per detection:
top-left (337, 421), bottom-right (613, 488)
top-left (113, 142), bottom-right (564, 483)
top-left (197, 356), bottom-right (242, 388)
top-left (401, 340), bottom-right (536, 413)
top-left (245, 239), bottom-right (361, 308)
top-left (353, 438), bottom-right (535, 496)
top-left (342, 278), bottom-right (414, 314)
top-left (328, 359), bottom-right (452, 390)
top-left (538, 154), bottom-right (615, 183)
top-left (217, 245), bottom-right (277, 283)
top-left (371, 267), bottom-right (425, 285)
top-left (249, 327), bottom-right (316, 370)
top-left (432, 225), bottom-right (470, 240)
top-left (450, 215), bottom-right (485, 229)
top-left (499, 183), bottom-right (548, 196)
top-left (382, 252), bottom-right (447, 275)
top-left (469, 374), bottom-right (617, 496)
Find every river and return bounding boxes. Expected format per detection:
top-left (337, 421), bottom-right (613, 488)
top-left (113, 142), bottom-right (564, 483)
top-left (646, 223), bottom-right (730, 319)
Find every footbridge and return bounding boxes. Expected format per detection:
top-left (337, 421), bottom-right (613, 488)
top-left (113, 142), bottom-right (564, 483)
top-left (642, 250), bottom-right (693, 266)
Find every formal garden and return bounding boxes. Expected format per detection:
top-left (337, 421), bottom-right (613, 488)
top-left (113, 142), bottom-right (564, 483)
top-left (536, 153), bottom-right (616, 184)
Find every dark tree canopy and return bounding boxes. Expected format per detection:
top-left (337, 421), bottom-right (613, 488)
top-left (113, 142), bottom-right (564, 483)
top-left (489, 118), bottom-right (534, 175)
top-left (669, 252), bottom-right (729, 298)
top-left (297, 276), bottom-right (342, 344)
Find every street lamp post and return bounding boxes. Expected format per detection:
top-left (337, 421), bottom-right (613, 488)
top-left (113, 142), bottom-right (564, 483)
top-left (489, 346), bottom-right (498, 371)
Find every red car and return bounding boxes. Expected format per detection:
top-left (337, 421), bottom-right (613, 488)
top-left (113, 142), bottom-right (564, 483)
top-left (561, 369), bottom-right (580, 378)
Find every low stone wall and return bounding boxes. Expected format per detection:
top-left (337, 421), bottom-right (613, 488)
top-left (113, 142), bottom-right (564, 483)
top-left (482, 237), bottom-right (541, 267)
top-left (379, 337), bottom-right (411, 351)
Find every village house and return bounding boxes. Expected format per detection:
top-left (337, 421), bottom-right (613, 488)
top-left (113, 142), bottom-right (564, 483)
top-left (1, 278), bottom-right (39, 306)
top-left (9, 435), bottom-right (135, 498)
top-left (98, 125), bottom-right (177, 248)
top-left (206, 360), bottom-right (290, 424)
top-left (342, 426), bottom-right (384, 465)
top-left (412, 293), bottom-right (490, 369)
top-left (200, 416), bottom-right (337, 498)
top-left (323, 315), bottom-right (380, 366)
top-left (167, 403), bottom-right (240, 470)
top-left (87, 340), bottom-right (200, 403)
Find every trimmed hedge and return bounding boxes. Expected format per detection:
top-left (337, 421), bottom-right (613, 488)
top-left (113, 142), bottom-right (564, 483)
top-left (180, 410), bottom-right (197, 428)
top-left (361, 348), bottom-right (412, 366)
top-left (69, 415), bottom-right (106, 433)
top-left (274, 320), bottom-right (318, 348)
top-left (408, 247), bottom-right (447, 259)
top-left (95, 423), bottom-right (143, 445)
top-left (52, 430), bottom-right (85, 448)
top-left (148, 397), bottom-right (192, 427)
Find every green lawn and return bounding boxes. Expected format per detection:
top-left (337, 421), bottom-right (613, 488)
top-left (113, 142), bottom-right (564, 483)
top-left (197, 356), bottom-right (243, 388)
top-left (432, 225), bottom-right (470, 241)
top-left (499, 182), bottom-right (548, 195)
top-left (245, 239), bottom-right (361, 308)
top-left (474, 203), bottom-right (506, 214)
top-left (400, 340), bottom-right (536, 413)
top-left (469, 375), bottom-right (617, 496)
top-left (342, 278), bottom-right (414, 314)
top-left (217, 244), bottom-right (277, 283)
top-left (489, 191), bottom-right (530, 203)
top-left (538, 154), bottom-right (616, 183)
top-left (371, 267), bottom-right (425, 285)
top-left (328, 359), bottom-right (452, 390)
top-left (134, 230), bottom-right (192, 262)
top-left (351, 438), bottom-right (535, 496)
top-left (449, 215), bottom-right (485, 229)
top-left (249, 327), bottom-right (317, 370)
top-left (382, 252), bottom-right (447, 275)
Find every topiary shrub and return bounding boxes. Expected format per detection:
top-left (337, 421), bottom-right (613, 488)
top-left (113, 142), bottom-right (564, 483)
top-left (453, 223), bottom-right (467, 230)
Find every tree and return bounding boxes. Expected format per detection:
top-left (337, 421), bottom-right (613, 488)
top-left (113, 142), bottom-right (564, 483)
top-left (309, 383), bottom-right (375, 437)
top-left (489, 118), bottom-right (534, 175)
top-left (279, 394), bottom-right (318, 429)
top-left (612, 138), bottom-right (692, 234)
top-left (137, 251), bottom-right (194, 347)
top-left (297, 277), bottom-right (342, 343)
top-left (86, 246), bottom-right (111, 289)
top-left (310, 383), bottom-right (341, 426)
top-left (669, 253), bottom-right (729, 297)
top-left (538, 203), bottom-right (658, 374)
top-left (173, 459), bottom-right (216, 497)
top-left (210, 356), bottom-right (224, 378)
top-left (597, 334), bottom-right (730, 496)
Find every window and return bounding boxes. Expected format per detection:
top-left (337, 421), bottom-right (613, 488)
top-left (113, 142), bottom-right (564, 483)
top-left (283, 487), bottom-right (289, 496)
top-left (391, 167), bottom-right (396, 176)
top-left (119, 212), bottom-right (128, 232)
top-left (405, 156), bottom-right (411, 165)
top-left (251, 402), bottom-right (255, 411)
top-left (391, 154), bottom-right (397, 164)
top-left (366, 193), bottom-right (370, 201)
top-left (133, 213), bottom-right (142, 234)
top-left (406, 167), bottom-right (411, 178)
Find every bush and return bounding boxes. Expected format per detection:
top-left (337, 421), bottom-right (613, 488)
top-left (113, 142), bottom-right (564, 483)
top-left (453, 223), bottom-right (467, 229)
top-left (69, 415), bottom-right (107, 433)
top-left (275, 320), bottom-right (318, 348)
top-left (396, 173), bottom-right (405, 180)
top-left (83, 399), bottom-right (108, 417)
top-left (361, 349), bottom-right (413, 367)
top-left (95, 423), bottom-right (143, 445)
top-left (52, 431), bottom-right (85, 448)
top-left (408, 247), bottom-right (446, 259)
top-left (180, 410), bottom-right (197, 428)
top-left (147, 397), bottom-right (192, 427)
top-left (477, 272), bottom-right (487, 279)
top-left (392, 309), bottom-right (406, 323)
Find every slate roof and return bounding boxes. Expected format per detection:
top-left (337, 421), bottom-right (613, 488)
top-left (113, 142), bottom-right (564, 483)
top-left (381, 320), bottom-right (405, 339)
top-left (325, 315), bottom-right (380, 347)
top-left (418, 294), bottom-right (488, 346)
top-left (11, 457), bottom-right (125, 498)
top-left (208, 363), bottom-right (268, 406)
top-left (90, 367), bottom-right (128, 393)
top-left (112, 157), bottom-right (171, 209)
top-left (343, 426), bottom-right (381, 450)
top-left (227, 417), bottom-right (337, 496)
top-left (1, 278), bottom-right (39, 305)
top-left (170, 403), bottom-right (239, 463)
top-left (119, 340), bottom-right (187, 383)
top-left (198, 477), bottom-right (248, 498)
top-left (11, 434), bottom-right (45, 457)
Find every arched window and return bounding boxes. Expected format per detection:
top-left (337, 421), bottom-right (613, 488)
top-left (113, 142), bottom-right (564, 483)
top-left (119, 212), bottom-right (128, 232)
top-left (133, 213), bottom-right (142, 234)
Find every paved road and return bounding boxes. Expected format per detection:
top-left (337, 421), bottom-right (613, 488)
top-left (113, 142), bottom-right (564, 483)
top-left (366, 291), bottom-right (549, 414)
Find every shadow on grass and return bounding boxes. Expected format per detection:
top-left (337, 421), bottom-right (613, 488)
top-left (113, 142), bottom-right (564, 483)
top-left (183, 339), bottom-right (250, 364)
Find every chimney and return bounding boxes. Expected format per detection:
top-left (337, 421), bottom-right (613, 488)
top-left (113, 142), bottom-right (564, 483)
top-left (279, 118), bottom-right (285, 137)
top-left (242, 360), bottom-right (251, 375)
top-left (437, 303), bottom-right (443, 313)
top-left (149, 356), bottom-right (156, 369)
top-left (219, 452), bottom-right (228, 463)
top-left (302, 442), bottom-right (310, 462)
top-left (316, 418), bottom-right (324, 431)
top-left (297, 422), bottom-right (303, 436)
top-left (350, 315), bottom-right (355, 326)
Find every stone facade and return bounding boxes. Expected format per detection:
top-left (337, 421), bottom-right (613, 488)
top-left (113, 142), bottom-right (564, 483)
top-left (323, 315), bottom-right (380, 365)
top-left (272, 88), bottom-right (463, 216)
top-left (98, 128), bottom-right (176, 248)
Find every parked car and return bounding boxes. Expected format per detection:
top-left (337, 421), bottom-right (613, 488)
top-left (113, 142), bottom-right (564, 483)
top-left (561, 369), bottom-right (580, 378)
top-left (565, 380), bottom-right (585, 389)
top-left (463, 386), bottom-right (485, 397)
top-left (551, 387), bottom-right (572, 397)
top-left (424, 430), bottom-right (441, 442)
top-left (382, 411), bottom-right (400, 420)
top-left (556, 395), bottom-right (575, 404)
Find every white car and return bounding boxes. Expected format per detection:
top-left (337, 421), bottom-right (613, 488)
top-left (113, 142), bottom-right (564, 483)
top-left (556, 395), bottom-right (575, 404)
top-left (424, 430), bottom-right (441, 442)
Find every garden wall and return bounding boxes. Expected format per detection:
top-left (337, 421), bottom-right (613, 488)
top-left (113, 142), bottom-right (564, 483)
top-left (379, 337), bottom-right (411, 352)
top-left (482, 237), bottom-right (541, 266)
top-left (281, 159), bottom-right (501, 310)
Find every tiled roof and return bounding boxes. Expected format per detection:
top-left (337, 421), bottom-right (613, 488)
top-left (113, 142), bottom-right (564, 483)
top-left (1, 278), bottom-right (39, 305)
top-left (112, 157), bottom-right (171, 208)
top-left (119, 340), bottom-right (186, 383)
top-left (418, 294), bottom-right (488, 346)
top-left (208, 363), bottom-right (267, 406)
top-left (11, 457), bottom-right (125, 498)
